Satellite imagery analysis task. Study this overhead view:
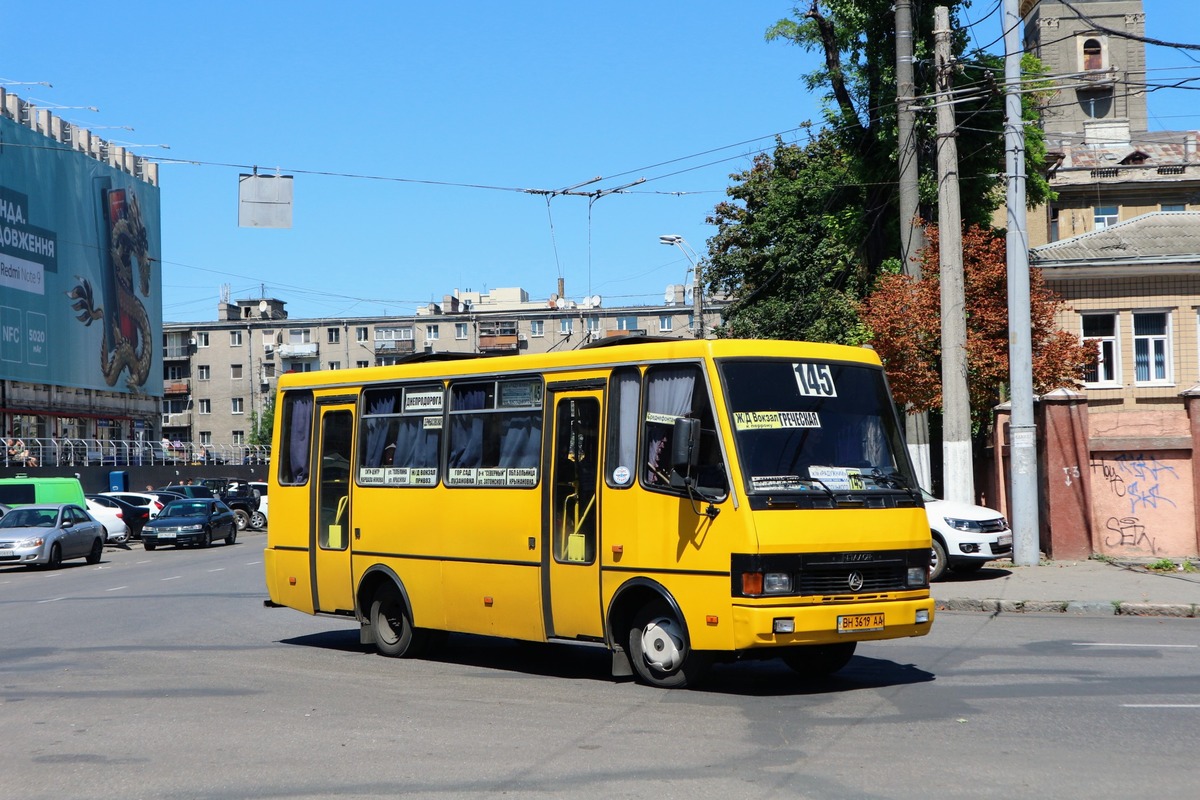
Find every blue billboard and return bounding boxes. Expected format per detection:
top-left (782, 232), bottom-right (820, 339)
top-left (0, 115), bottom-right (162, 396)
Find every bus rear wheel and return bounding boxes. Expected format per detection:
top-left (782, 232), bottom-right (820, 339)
top-left (782, 642), bottom-right (857, 679)
top-left (628, 600), bottom-right (709, 689)
top-left (370, 587), bottom-right (423, 658)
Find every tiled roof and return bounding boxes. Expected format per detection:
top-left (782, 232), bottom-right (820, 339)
top-left (1030, 211), bottom-right (1200, 264)
top-left (1050, 131), bottom-right (1199, 170)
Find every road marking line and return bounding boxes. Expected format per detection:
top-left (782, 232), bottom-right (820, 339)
top-left (244, 560), bottom-right (262, 565)
top-left (37, 597), bottom-right (66, 604)
top-left (1122, 704), bottom-right (1200, 708)
top-left (208, 568), bottom-right (225, 573)
top-left (162, 575), bottom-right (181, 581)
top-left (106, 586), bottom-right (127, 592)
top-left (1073, 643), bottom-right (1197, 648)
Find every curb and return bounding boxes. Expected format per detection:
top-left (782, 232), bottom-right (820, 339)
top-left (935, 599), bottom-right (1199, 617)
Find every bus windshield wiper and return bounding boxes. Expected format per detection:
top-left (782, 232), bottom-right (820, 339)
top-left (870, 469), bottom-right (920, 502)
top-left (795, 476), bottom-right (836, 499)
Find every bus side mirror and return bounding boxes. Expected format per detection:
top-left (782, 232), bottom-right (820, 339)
top-left (670, 417), bottom-right (700, 488)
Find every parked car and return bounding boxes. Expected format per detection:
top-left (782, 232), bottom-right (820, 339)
top-left (198, 478), bottom-right (261, 532)
top-left (160, 484), bottom-right (216, 499)
top-left (141, 498), bottom-right (238, 550)
top-left (88, 494), bottom-right (149, 539)
top-left (84, 497), bottom-right (131, 544)
top-left (101, 490), bottom-right (166, 519)
top-left (923, 489), bottom-right (1013, 581)
top-left (0, 503), bottom-right (105, 568)
top-left (247, 481), bottom-right (268, 529)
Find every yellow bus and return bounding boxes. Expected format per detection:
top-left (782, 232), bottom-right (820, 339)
top-left (264, 337), bottom-right (934, 688)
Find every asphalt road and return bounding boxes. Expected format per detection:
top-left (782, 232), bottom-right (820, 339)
top-left (1, 534), bottom-right (1196, 800)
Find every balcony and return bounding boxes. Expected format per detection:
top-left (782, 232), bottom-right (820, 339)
top-left (163, 379), bottom-right (190, 395)
top-left (374, 339), bottom-right (415, 353)
top-left (163, 345), bottom-right (191, 360)
top-left (278, 342), bottom-right (319, 359)
top-left (479, 334), bottom-right (519, 353)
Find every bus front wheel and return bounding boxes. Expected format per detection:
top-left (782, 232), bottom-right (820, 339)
top-left (628, 600), bottom-right (709, 689)
top-left (370, 587), bottom-right (420, 658)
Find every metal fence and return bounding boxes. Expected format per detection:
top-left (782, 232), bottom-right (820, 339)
top-left (2, 438), bottom-right (271, 469)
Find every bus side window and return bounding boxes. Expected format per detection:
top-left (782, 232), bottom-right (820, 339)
top-left (605, 367), bottom-right (640, 488)
top-left (642, 364), bottom-right (727, 497)
top-left (278, 392), bottom-right (313, 485)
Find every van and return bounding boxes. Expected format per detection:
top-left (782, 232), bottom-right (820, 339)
top-left (0, 475), bottom-right (88, 508)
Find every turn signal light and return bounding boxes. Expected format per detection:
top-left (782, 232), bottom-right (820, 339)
top-left (742, 573), bottom-right (763, 596)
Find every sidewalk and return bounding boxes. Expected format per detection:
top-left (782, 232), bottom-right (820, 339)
top-left (931, 558), bottom-right (1200, 617)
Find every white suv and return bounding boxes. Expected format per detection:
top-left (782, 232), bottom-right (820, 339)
top-left (922, 489), bottom-right (1012, 581)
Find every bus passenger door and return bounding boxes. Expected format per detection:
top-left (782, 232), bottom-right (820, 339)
top-left (544, 390), bottom-right (604, 639)
top-left (312, 405), bottom-right (355, 614)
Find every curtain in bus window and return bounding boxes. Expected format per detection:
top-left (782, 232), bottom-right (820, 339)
top-left (363, 395), bottom-right (396, 467)
top-left (448, 388), bottom-right (488, 468)
top-left (644, 366), bottom-right (695, 484)
top-left (607, 369), bottom-right (640, 487)
top-left (498, 413), bottom-right (541, 468)
top-left (283, 395), bottom-right (313, 484)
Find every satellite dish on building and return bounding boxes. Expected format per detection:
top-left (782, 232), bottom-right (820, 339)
top-left (258, 299), bottom-right (269, 318)
top-left (664, 286), bottom-right (676, 305)
top-left (555, 297), bottom-right (567, 310)
top-left (591, 294), bottom-right (602, 308)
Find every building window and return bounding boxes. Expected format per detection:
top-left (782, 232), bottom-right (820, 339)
top-left (196, 332), bottom-right (209, 348)
top-left (455, 323), bottom-right (469, 340)
top-left (559, 318), bottom-right (573, 335)
top-left (1049, 207), bottom-right (1060, 242)
top-left (659, 315), bottom-right (673, 333)
top-left (617, 315), bottom-right (638, 331)
top-left (327, 327), bottom-right (340, 344)
top-left (197, 365), bottom-right (211, 381)
top-left (1161, 203), bottom-right (1186, 212)
top-left (1133, 311), bottom-right (1171, 384)
top-left (231, 364), bottom-right (243, 379)
top-left (262, 363), bottom-right (276, 378)
top-left (328, 361), bottom-right (341, 370)
top-left (232, 397), bottom-right (245, 414)
top-left (230, 331), bottom-right (243, 347)
top-left (231, 430), bottom-right (245, 446)
top-left (1094, 205), bottom-right (1118, 230)
top-left (376, 327), bottom-right (413, 341)
top-left (289, 328), bottom-right (312, 344)
top-left (1081, 313), bottom-right (1118, 385)
top-left (356, 360), bottom-right (370, 369)
top-left (586, 317), bottom-right (600, 333)
top-left (199, 431), bottom-right (212, 445)
top-left (530, 319), bottom-right (544, 337)
top-left (1082, 37), bottom-right (1104, 71)
top-left (356, 326), bottom-right (369, 342)
top-left (166, 364), bottom-right (186, 381)
top-left (426, 324), bottom-right (439, 341)
top-left (198, 399), bottom-right (212, 415)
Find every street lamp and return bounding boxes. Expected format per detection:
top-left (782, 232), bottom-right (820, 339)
top-left (659, 234), bottom-right (704, 338)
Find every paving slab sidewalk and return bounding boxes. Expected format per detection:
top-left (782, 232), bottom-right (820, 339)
top-left (930, 558), bottom-right (1200, 617)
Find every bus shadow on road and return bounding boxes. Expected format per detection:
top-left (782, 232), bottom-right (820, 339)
top-left (279, 629), bottom-right (935, 696)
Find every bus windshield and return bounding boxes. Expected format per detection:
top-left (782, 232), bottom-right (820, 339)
top-left (719, 358), bottom-right (916, 494)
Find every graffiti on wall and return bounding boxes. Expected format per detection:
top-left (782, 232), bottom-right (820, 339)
top-left (1088, 453), bottom-right (1186, 557)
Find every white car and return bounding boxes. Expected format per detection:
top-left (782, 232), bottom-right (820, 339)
top-left (922, 489), bottom-right (1013, 581)
top-left (84, 497), bottom-right (130, 545)
top-left (247, 482), bottom-right (268, 529)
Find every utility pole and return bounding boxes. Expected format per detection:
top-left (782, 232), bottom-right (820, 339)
top-left (934, 5), bottom-right (974, 505)
top-left (1004, 0), bottom-right (1039, 566)
top-left (895, 0), bottom-right (932, 490)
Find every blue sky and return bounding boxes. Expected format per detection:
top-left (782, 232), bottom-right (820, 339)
top-left (4, 1), bottom-right (1199, 322)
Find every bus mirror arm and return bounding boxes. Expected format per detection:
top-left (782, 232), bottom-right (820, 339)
top-left (670, 417), bottom-right (720, 519)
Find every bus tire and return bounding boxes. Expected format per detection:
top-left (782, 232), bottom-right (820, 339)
top-left (628, 600), bottom-right (708, 689)
top-left (370, 587), bottom-right (420, 658)
top-left (782, 642), bottom-right (856, 679)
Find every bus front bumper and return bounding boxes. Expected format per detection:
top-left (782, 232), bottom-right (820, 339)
top-left (729, 595), bottom-right (935, 650)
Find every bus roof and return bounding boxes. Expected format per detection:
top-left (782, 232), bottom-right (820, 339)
top-left (275, 338), bottom-right (883, 393)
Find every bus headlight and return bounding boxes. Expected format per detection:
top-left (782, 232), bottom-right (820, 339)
top-left (906, 567), bottom-right (928, 588)
top-left (763, 572), bottom-right (793, 594)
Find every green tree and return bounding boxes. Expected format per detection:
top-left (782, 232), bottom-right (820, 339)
top-left (706, 1), bottom-right (1054, 341)
top-left (249, 394), bottom-right (275, 447)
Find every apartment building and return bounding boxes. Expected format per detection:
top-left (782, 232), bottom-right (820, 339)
top-left (162, 286), bottom-right (718, 445)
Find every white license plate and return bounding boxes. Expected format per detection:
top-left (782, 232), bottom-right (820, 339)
top-left (156, 531), bottom-right (176, 539)
top-left (0, 549), bottom-right (13, 557)
top-left (837, 613), bottom-right (885, 633)
top-left (998, 534), bottom-right (1012, 546)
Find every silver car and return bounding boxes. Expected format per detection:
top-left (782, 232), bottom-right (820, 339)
top-left (0, 504), bottom-right (105, 568)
